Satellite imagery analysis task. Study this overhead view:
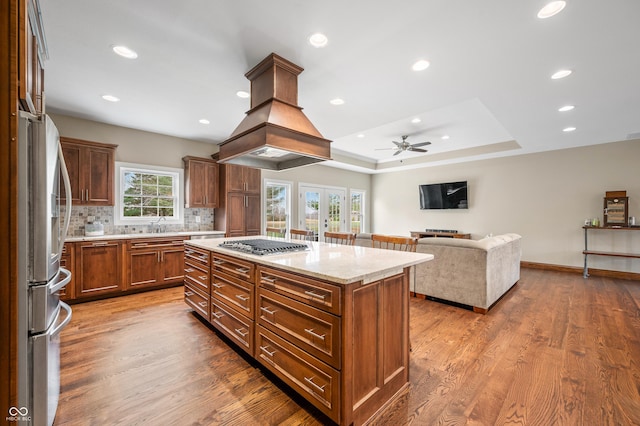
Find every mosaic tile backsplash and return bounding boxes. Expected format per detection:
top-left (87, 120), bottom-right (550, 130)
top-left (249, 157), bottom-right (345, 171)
top-left (62, 206), bottom-right (216, 236)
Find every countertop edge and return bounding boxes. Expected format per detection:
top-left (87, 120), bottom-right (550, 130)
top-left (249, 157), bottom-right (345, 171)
top-left (66, 230), bottom-right (225, 242)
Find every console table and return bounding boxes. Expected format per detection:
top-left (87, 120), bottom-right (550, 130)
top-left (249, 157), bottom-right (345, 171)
top-left (582, 226), bottom-right (640, 277)
top-left (411, 230), bottom-right (471, 239)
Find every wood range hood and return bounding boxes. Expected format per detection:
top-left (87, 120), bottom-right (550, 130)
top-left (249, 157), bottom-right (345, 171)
top-left (217, 53), bottom-right (332, 170)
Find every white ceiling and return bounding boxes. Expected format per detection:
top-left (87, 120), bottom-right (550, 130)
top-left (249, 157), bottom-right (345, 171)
top-left (39, 0), bottom-right (640, 173)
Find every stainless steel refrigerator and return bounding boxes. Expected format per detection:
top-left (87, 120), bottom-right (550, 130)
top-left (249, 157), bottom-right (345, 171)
top-left (16, 111), bottom-right (72, 426)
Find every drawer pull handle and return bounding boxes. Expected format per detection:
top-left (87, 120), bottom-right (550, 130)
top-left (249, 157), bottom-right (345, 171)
top-left (235, 267), bottom-right (250, 274)
top-left (199, 275), bottom-right (207, 281)
top-left (213, 260), bottom-right (225, 265)
top-left (304, 328), bottom-right (326, 341)
top-left (260, 345), bottom-right (276, 357)
top-left (133, 243), bottom-right (148, 247)
top-left (235, 294), bottom-right (249, 302)
top-left (211, 312), bottom-right (224, 319)
top-left (261, 276), bottom-right (277, 284)
top-left (198, 301), bottom-right (207, 308)
top-left (92, 242), bottom-right (109, 247)
top-left (304, 290), bottom-right (327, 300)
top-left (212, 283), bottom-right (224, 289)
top-left (184, 268), bottom-right (195, 273)
top-left (185, 291), bottom-right (194, 297)
top-left (198, 256), bottom-right (207, 261)
top-left (304, 377), bottom-right (326, 394)
top-left (234, 328), bottom-right (248, 337)
top-left (260, 306), bottom-right (277, 315)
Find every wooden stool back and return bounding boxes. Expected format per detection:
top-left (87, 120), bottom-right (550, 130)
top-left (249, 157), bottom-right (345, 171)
top-left (371, 234), bottom-right (418, 252)
top-left (324, 231), bottom-right (356, 245)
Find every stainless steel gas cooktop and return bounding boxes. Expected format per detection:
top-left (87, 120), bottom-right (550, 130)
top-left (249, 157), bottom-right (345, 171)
top-left (218, 239), bottom-right (309, 256)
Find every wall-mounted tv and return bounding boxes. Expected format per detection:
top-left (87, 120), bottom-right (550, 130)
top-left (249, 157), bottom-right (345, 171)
top-left (419, 181), bottom-right (468, 209)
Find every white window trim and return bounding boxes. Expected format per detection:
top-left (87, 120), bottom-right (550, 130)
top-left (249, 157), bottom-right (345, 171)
top-left (263, 178), bottom-right (293, 233)
top-left (114, 161), bottom-right (184, 226)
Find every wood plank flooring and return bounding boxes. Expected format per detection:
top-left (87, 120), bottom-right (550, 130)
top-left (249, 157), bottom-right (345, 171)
top-left (54, 269), bottom-right (640, 425)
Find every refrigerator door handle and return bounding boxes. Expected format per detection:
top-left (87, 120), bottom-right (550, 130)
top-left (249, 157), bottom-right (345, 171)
top-left (49, 267), bottom-right (71, 295)
top-left (58, 142), bottom-right (72, 248)
top-left (51, 301), bottom-right (72, 337)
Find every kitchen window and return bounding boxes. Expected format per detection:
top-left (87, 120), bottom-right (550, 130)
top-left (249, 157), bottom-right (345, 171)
top-left (350, 190), bottom-right (365, 233)
top-left (264, 180), bottom-right (291, 233)
top-left (115, 162), bottom-right (184, 225)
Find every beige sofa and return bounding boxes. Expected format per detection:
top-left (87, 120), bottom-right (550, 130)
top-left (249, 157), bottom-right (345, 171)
top-left (414, 234), bottom-right (522, 313)
top-left (355, 233), bottom-right (522, 313)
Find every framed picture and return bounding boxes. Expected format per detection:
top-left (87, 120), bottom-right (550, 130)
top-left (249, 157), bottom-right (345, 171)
top-left (603, 196), bottom-right (629, 227)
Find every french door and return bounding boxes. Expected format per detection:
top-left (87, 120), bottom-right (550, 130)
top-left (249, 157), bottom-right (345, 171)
top-left (298, 185), bottom-right (346, 241)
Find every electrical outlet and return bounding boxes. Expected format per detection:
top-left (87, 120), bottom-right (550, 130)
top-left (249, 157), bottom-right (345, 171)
top-left (87, 215), bottom-right (95, 222)
top-left (195, 216), bottom-right (201, 223)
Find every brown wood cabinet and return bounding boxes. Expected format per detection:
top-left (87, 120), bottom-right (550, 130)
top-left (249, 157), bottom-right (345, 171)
top-left (60, 137), bottom-right (117, 206)
top-left (18, 0), bottom-right (45, 115)
top-left (184, 245), bottom-right (211, 321)
top-left (183, 156), bottom-right (219, 208)
top-left (59, 242), bottom-right (75, 301)
top-left (215, 163), bottom-right (261, 237)
top-left (184, 244), bottom-right (411, 425)
top-left (74, 240), bottom-right (124, 298)
top-left (127, 237), bottom-right (185, 289)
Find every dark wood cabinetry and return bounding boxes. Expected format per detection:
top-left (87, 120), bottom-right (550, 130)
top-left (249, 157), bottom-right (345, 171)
top-left (59, 243), bottom-right (74, 301)
top-left (18, 0), bottom-right (45, 115)
top-left (184, 245), bottom-right (211, 321)
top-left (127, 237), bottom-right (185, 289)
top-left (215, 164), bottom-right (261, 237)
top-left (183, 156), bottom-right (219, 208)
top-left (74, 240), bottom-right (124, 298)
top-left (60, 137), bottom-right (117, 206)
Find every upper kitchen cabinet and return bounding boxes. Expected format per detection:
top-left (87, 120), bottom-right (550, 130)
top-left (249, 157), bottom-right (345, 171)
top-left (60, 137), bottom-right (117, 206)
top-left (183, 156), bottom-right (219, 208)
top-left (225, 164), bottom-right (261, 194)
top-left (215, 163), bottom-right (261, 237)
top-left (18, 0), bottom-right (46, 115)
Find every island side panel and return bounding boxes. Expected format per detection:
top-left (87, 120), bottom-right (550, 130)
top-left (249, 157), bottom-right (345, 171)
top-left (344, 268), bottom-right (410, 425)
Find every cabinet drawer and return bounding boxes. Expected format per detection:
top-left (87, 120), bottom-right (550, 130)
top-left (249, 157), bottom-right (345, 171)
top-left (258, 289), bottom-right (340, 369)
top-left (212, 252), bottom-right (254, 282)
top-left (257, 326), bottom-right (340, 423)
top-left (211, 299), bottom-right (254, 356)
top-left (129, 238), bottom-right (185, 250)
top-left (258, 266), bottom-right (341, 315)
top-left (184, 246), bottom-right (210, 267)
top-left (184, 259), bottom-right (210, 293)
top-left (184, 282), bottom-right (209, 322)
top-left (211, 271), bottom-right (253, 319)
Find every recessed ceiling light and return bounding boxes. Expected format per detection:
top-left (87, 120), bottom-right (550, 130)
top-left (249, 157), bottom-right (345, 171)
top-left (199, 119), bottom-right (210, 125)
top-left (412, 60), bottom-right (430, 71)
top-left (101, 94), bottom-right (120, 102)
top-left (411, 118), bottom-right (421, 124)
top-left (558, 105), bottom-right (575, 112)
top-left (112, 45), bottom-right (138, 59)
top-left (329, 98), bottom-right (344, 105)
top-left (357, 134), bottom-right (365, 138)
top-left (551, 69), bottom-right (572, 79)
top-left (537, 1), bottom-right (566, 19)
top-left (236, 90), bottom-right (250, 98)
top-left (441, 135), bottom-right (450, 140)
top-left (309, 33), bottom-right (328, 48)
top-left (563, 127), bottom-right (576, 132)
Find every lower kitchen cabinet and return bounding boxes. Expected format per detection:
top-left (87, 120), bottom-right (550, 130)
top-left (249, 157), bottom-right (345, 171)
top-left (127, 237), bottom-right (185, 289)
top-left (75, 240), bottom-right (124, 298)
top-left (59, 243), bottom-right (75, 301)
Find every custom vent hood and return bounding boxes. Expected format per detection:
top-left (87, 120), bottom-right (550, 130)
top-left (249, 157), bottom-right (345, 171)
top-left (217, 53), bottom-right (332, 170)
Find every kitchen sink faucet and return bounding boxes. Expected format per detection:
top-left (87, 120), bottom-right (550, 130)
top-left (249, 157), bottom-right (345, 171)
top-left (150, 216), bottom-right (166, 233)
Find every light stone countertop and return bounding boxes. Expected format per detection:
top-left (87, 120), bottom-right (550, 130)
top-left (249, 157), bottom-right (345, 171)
top-left (186, 235), bottom-right (434, 285)
top-left (65, 230), bottom-right (225, 243)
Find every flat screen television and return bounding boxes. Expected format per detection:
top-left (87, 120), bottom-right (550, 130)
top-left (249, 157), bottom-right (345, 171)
top-left (419, 181), bottom-right (468, 209)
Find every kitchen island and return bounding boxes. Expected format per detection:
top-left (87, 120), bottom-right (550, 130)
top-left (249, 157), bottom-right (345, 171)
top-left (184, 236), bottom-right (433, 425)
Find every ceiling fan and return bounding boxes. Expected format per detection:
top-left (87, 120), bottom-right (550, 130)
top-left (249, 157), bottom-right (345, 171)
top-left (376, 135), bottom-right (432, 156)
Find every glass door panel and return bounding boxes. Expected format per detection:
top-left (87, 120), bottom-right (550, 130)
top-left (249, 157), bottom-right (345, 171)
top-left (299, 185), bottom-right (346, 242)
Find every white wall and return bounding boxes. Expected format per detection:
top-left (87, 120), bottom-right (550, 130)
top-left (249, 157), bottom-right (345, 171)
top-left (372, 139), bottom-right (640, 272)
top-left (50, 113), bottom-right (216, 168)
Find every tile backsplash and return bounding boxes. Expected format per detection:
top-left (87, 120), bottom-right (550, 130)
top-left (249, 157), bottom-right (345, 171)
top-left (62, 206), bottom-right (215, 236)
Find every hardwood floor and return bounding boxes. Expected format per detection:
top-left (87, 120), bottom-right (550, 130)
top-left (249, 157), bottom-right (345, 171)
top-left (54, 269), bottom-right (640, 425)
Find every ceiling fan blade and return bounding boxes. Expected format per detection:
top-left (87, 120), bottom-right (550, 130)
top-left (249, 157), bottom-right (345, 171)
top-left (393, 150), bottom-right (403, 156)
top-left (392, 141), bottom-right (403, 148)
top-left (411, 141), bottom-right (431, 147)
top-left (375, 147), bottom-right (395, 151)
top-left (408, 148), bottom-right (428, 153)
